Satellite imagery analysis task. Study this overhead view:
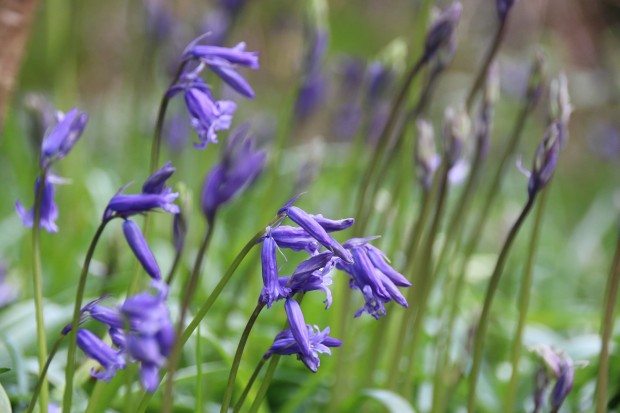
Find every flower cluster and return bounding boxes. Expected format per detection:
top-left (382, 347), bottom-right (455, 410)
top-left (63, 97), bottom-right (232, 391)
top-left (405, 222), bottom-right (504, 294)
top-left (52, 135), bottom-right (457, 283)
top-left (258, 197), bottom-right (411, 371)
top-left (74, 283), bottom-right (175, 392)
top-left (16, 107), bottom-right (89, 233)
top-left (168, 36), bottom-right (259, 149)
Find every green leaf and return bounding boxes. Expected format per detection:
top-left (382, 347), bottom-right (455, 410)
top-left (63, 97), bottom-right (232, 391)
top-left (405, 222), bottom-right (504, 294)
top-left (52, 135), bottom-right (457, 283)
top-left (0, 368), bottom-right (9, 375)
top-left (0, 380), bottom-right (12, 413)
top-left (361, 389), bottom-right (416, 413)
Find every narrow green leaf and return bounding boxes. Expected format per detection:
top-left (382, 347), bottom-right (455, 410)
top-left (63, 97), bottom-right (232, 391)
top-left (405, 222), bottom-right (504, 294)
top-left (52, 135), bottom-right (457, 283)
top-left (0, 380), bottom-right (12, 413)
top-left (0, 368), bottom-right (9, 375)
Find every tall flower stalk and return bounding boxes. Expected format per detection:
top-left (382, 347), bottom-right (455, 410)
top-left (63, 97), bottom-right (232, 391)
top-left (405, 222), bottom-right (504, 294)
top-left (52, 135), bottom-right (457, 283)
top-left (467, 122), bottom-right (562, 412)
top-left (595, 227), bottom-right (620, 413)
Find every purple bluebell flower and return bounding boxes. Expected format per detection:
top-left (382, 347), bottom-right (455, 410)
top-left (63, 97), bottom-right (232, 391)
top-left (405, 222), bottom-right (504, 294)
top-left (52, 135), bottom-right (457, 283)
top-left (122, 219), bottom-right (161, 280)
top-left (40, 108), bottom-right (88, 168)
top-left (144, 0), bottom-right (174, 45)
top-left (295, 29), bottom-right (328, 121)
top-left (265, 325), bottom-right (341, 372)
top-left (533, 345), bottom-right (575, 411)
top-left (183, 40), bottom-right (258, 98)
top-left (168, 79), bottom-right (236, 149)
top-left (260, 233), bottom-right (291, 307)
top-left (201, 125), bottom-right (266, 221)
top-left (423, 2), bottom-right (462, 62)
top-left (496, 0), bottom-right (516, 22)
top-left (76, 329), bottom-right (126, 381)
top-left (310, 214), bottom-right (354, 232)
top-left (279, 298), bottom-right (338, 372)
top-left (337, 237), bottom-right (410, 319)
top-left (279, 202), bottom-right (353, 264)
top-left (528, 123), bottom-right (561, 197)
top-left (286, 251), bottom-right (336, 307)
top-left (269, 226), bottom-right (320, 254)
top-left (120, 288), bottom-right (174, 392)
top-left (172, 212), bottom-right (187, 254)
top-left (366, 61), bottom-right (393, 102)
top-left (142, 161), bottom-right (175, 194)
top-left (15, 175), bottom-right (59, 233)
top-left (104, 163), bottom-right (179, 219)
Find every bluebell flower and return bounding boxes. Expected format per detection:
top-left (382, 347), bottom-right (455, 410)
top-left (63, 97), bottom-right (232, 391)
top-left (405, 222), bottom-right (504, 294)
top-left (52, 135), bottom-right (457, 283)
top-left (76, 329), bottom-right (126, 381)
top-left (40, 108), bottom-right (88, 168)
top-left (295, 29), bottom-right (328, 121)
top-left (423, 2), bottom-right (462, 62)
top-left (172, 212), bottom-right (187, 254)
top-left (285, 251), bottom-right (336, 308)
top-left (15, 175), bottom-right (59, 233)
top-left (201, 125), bottom-right (266, 221)
top-left (104, 163), bottom-right (179, 219)
top-left (260, 232), bottom-right (291, 307)
top-left (366, 61), bottom-right (393, 102)
top-left (269, 225), bottom-right (320, 254)
top-left (265, 299), bottom-right (341, 372)
top-left (265, 325), bottom-right (341, 372)
top-left (183, 40), bottom-right (258, 98)
top-left (122, 219), bottom-right (161, 280)
top-left (533, 345), bottom-right (574, 411)
top-left (120, 287), bottom-right (175, 392)
top-left (279, 201), bottom-right (353, 264)
top-left (337, 237), bottom-right (410, 319)
top-left (168, 79), bottom-right (237, 149)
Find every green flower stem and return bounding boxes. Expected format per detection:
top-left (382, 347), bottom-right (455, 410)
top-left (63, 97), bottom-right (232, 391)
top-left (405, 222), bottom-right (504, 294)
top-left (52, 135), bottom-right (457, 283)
top-left (429, 87), bottom-right (535, 409)
top-left (220, 301), bottom-right (266, 413)
top-left (165, 242), bottom-right (184, 285)
top-left (31, 171), bottom-right (49, 413)
top-left (353, 54), bottom-right (427, 234)
top-left (248, 355), bottom-right (280, 413)
top-left (392, 165), bottom-right (450, 392)
top-left (62, 217), bottom-right (113, 413)
top-left (595, 226), bottom-right (620, 413)
top-left (149, 59), bottom-right (190, 174)
top-left (466, 195), bottom-right (536, 412)
top-left (136, 220), bottom-right (277, 412)
top-left (464, 20), bottom-right (507, 112)
top-left (233, 358), bottom-right (266, 413)
top-left (195, 322), bottom-right (203, 413)
top-left (162, 219), bottom-right (216, 412)
top-left (26, 334), bottom-right (65, 413)
top-left (504, 187), bottom-right (549, 411)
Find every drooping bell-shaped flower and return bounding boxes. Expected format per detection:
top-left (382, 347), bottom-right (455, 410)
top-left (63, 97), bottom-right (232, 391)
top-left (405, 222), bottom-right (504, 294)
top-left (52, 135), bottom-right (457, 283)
top-left (259, 232), bottom-right (291, 307)
top-left (76, 329), bottom-right (126, 381)
top-left (201, 125), bottom-right (266, 221)
top-left (40, 108), bottom-right (89, 168)
top-left (122, 219), bottom-right (161, 280)
top-left (15, 175), bottom-right (59, 233)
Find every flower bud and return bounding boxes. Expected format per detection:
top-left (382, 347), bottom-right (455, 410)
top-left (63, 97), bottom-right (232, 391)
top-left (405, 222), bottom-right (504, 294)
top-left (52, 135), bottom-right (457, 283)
top-left (528, 123), bottom-right (561, 197)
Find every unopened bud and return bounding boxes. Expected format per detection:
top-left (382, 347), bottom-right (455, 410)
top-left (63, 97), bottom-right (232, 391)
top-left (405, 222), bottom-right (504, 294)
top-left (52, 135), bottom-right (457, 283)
top-left (443, 107), bottom-right (470, 168)
top-left (528, 123), bottom-right (560, 197)
top-left (424, 2), bottom-right (462, 62)
top-left (415, 119), bottom-right (439, 190)
top-left (549, 73), bottom-right (572, 147)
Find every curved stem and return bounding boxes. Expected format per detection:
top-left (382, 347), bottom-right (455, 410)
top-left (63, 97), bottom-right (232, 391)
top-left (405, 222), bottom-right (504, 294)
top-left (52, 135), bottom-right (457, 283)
top-left (466, 195), bottom-right (536, 412)
top-left (26, 335), bottom-right (64, 413)
top-left (505, 188), bottom-right (549, 411)
top-left (221, 301), bottom-right (265, 413)
top-left (248, 355), bottom-right (280, 413)
top-left (163, 220), bottom-right (216, 412)
top-left (62, 218), bottom-right (112, 413)
top-left (31, 172), bottom-right (48, 413)
top-left (234, 358), bottom-right (266, 413)
top-left (465, 21), bottom-right (506, 112)
top-left (393, 165), bottom-right (450, 392)
top-left (149, 60), bottom-right (190, 174)
top-left (595, 226), bottom-right (620, 413)
top-left (165, 244), bottom-right (184, 285)
top-left (353, 54), bottom-right (427, 235)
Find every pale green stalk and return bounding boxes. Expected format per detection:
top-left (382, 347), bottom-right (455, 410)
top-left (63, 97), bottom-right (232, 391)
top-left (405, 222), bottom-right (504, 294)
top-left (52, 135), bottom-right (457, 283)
top-left (233, 358), bottom-right (266, 412)
top-left (504, 188), bottom-right (549, 410)
top-left (595, 226), bottom-right (620, 413)
top-left (467, 195), bottom-right (536, 412)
